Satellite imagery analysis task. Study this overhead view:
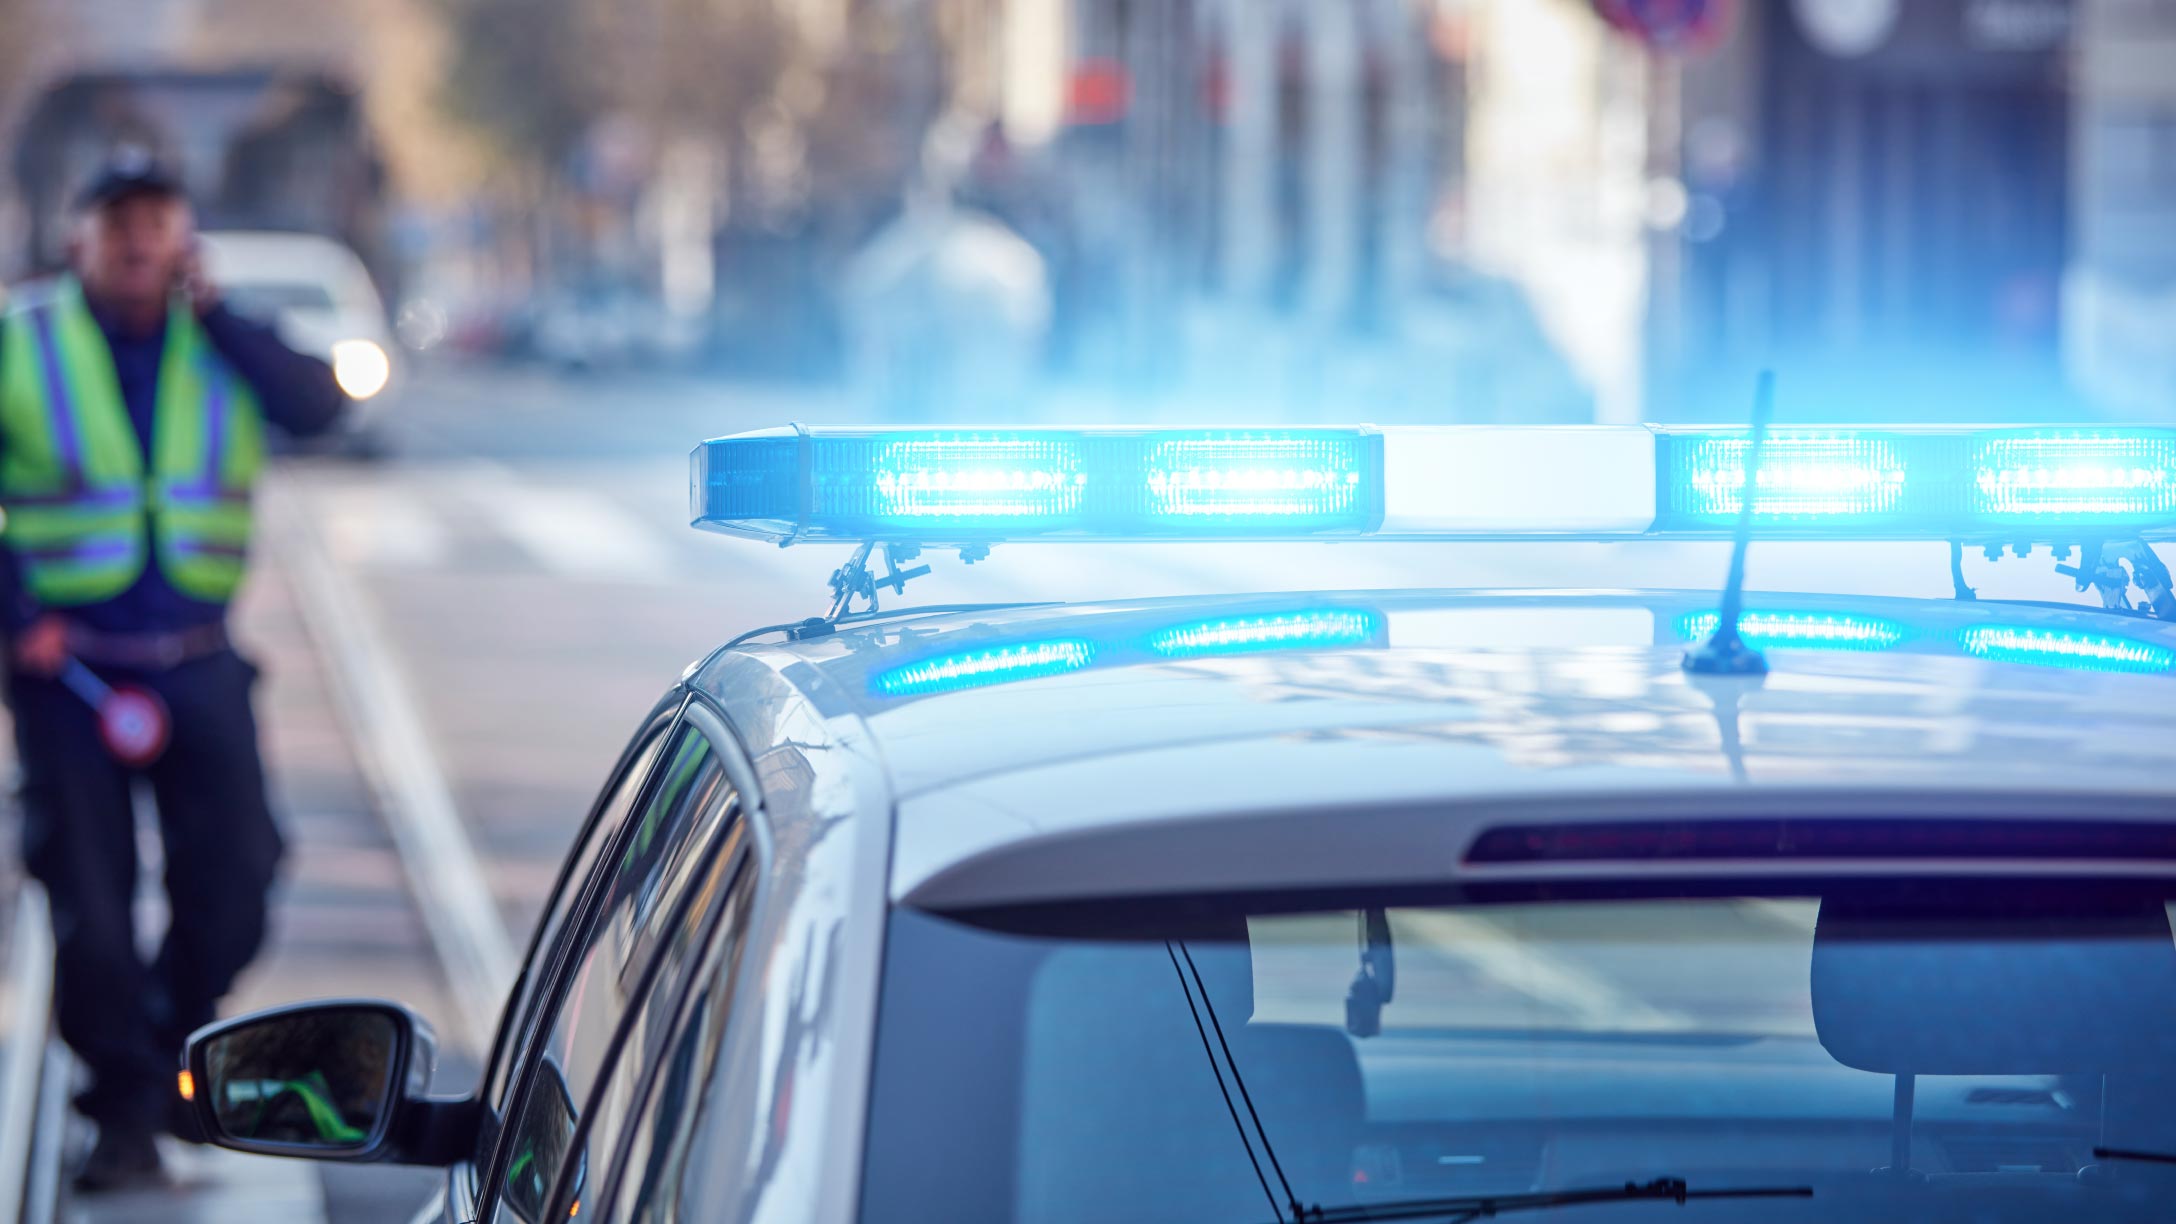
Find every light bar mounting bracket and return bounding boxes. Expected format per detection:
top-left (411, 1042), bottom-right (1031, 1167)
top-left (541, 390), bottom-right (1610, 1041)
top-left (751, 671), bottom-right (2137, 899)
top-left (823, 541), bottom-right (991, 622)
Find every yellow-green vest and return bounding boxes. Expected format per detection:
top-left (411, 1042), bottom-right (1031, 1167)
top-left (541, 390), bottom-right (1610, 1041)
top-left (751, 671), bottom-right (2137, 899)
top-left (0, 279), bottom-right (263, 606)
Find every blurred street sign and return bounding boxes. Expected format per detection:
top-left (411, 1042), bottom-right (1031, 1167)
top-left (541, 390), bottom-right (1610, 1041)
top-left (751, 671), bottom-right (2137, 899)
top-left (1594, 0), bottom-right (1731, 51)
top-left (1065, 58), bottom-right (1131, 126)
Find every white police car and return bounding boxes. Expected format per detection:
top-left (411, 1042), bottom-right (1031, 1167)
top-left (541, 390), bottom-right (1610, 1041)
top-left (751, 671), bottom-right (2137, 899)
top-left (184, 422), bottom-right (2176, 1223)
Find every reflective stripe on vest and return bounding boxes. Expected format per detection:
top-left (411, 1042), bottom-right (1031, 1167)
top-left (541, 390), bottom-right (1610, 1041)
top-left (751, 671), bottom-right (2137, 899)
top-left (0, 280), bottom-right (264, 606)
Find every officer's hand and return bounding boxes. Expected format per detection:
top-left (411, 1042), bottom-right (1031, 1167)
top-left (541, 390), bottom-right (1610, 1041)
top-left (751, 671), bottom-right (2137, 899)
top-left (176, 245), bottom-right (221, 317)
top-left (11, 615), bottom-right (68, 677)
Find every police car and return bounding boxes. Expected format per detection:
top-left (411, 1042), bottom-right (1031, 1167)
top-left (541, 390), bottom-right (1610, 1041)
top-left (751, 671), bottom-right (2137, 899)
top-left (182, 421), bottom-right (2176, 1223)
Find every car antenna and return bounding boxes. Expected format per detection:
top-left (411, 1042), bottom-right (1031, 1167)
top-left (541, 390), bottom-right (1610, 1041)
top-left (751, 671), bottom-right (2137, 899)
top-left (1683, 369), bottom-right (1776, 676)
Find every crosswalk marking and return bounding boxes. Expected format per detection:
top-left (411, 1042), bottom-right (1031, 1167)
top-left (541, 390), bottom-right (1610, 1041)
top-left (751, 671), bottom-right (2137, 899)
top-left (315, 486), bottom-right (451, 569)
top-left (456, 465), bottom-right (679, 583)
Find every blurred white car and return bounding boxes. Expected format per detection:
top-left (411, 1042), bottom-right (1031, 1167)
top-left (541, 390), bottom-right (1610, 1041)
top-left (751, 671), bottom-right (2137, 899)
top-left (199, 230), bottom-right (397, 446)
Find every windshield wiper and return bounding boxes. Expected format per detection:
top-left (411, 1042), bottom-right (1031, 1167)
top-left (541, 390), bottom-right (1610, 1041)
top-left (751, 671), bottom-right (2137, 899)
top-left (2095, 1146), bottom-right (2176, 1168)
top-left (1272, 1177), bottom-right (1812, 1224)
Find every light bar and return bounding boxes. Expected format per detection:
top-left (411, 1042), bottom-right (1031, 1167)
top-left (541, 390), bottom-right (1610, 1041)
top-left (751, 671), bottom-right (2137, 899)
top-left (1148, 609), bottom-right (1384, 658)
top-left (693, 427), bottom-right (1382, 542)
top-left (873, 437), bottom-right (1085, 520)
top-left (692, 424), bottom-right (2176, 543)
top-left (1664, 433), bottom-right (1909, 525)
top-left (1957, 625), bottom-right (2175, 675)
top-left (1143, 436), bottom-right (1370, 524)
top-left (1675, 610), bottom-right (1907, 652)
top-left (1654, 427), bottom-right (2176, 536)
top-left (1973, 432), bottom-right (2176, 522)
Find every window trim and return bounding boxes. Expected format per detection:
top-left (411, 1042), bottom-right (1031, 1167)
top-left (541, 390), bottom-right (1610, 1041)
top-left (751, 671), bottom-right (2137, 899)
top-left (479, 701), bottom-right (766, 1221)
top-left (548, 835), bottom-right (758, 1223)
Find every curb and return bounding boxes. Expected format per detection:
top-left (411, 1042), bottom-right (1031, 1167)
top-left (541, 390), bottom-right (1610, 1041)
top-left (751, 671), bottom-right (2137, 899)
top-left (261, 476), bottom-right (517, 1054)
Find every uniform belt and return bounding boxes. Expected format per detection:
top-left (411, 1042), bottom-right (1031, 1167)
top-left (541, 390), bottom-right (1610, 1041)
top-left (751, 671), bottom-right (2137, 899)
top-left (64, 623), bottom-right (231, 670)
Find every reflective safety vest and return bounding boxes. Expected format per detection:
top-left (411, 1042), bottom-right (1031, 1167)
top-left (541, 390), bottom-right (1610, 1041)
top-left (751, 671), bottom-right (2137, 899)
top-left (0, 279), bottom-right (263, 606)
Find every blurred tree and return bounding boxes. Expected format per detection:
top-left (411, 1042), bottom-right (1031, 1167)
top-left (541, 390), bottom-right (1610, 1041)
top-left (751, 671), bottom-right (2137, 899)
top-left (436, 0), bottom-right (604, 172)
top-left (428, 0), bottom-right (966, 354)
top-left (0, 0), bottom-right (33, 94)
top-left (630, 0), bottom-right (792, 142)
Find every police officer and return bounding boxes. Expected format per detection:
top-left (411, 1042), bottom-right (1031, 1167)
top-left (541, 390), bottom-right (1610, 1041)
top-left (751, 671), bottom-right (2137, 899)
top-left (0, 150), bottom-right (346, 1190)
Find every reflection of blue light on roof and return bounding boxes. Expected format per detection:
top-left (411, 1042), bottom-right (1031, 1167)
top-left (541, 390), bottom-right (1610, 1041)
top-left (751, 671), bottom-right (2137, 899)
top-left (1958, 626), bottom-right (2175, 674)
top-left (1148, 609), bottom-right (1382, 658)
top-left (1663, 433), bottom-right (1908, 525)
top-left (873, 639), bottom-right (1096, 696)
top-left (1676, 611), bottom-right (1907, 651)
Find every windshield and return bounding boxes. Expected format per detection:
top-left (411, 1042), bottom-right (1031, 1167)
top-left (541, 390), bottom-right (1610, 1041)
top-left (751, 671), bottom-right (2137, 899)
top-left (861, 883), bottom-right (2176, 1223)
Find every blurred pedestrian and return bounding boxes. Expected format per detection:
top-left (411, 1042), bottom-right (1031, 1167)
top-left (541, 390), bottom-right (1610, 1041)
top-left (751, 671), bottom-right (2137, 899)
top-left (0, 148), bottom-right (346, 1190)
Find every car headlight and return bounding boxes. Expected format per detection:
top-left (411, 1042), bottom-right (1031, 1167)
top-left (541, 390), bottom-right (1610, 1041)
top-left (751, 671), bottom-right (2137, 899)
top-left (332, 339), bottom-right (392, 400)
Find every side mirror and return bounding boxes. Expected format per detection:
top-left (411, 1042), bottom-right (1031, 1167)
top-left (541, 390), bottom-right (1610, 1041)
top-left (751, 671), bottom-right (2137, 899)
top-left (184, 999), bottom-right (478, 1165)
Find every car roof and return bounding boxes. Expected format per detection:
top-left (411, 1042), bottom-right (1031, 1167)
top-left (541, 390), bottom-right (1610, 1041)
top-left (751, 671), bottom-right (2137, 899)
top-left (694, 588), bottom-right (2176, 907)
top-left (197, 230), bottom-right (379, 299)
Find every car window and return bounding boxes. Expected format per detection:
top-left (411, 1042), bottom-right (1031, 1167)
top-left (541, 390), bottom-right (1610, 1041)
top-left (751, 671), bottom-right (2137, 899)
top-left (858, 887), bottom-right (2176, 1222)
top-left (552, 823), bottom-right (758, 1224)
top-left (483, 718), bottom-right (674, 1123)
top-left (489, 726), bottom-right (739, 1224)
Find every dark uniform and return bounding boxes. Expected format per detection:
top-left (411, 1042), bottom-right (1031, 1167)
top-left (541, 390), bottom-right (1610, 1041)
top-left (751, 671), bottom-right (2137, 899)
top-left (0, 166), bottom-right (346, 1167)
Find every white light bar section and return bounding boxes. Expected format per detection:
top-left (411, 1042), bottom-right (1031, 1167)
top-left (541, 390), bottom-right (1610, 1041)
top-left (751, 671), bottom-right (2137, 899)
top-left (1379, 426), bottom-right (1658, 536)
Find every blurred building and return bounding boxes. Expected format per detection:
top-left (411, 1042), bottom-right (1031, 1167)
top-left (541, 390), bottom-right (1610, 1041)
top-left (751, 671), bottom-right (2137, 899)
top-left (2068, 0), bottom-right (2176, 418)
top-left (1646, 0), bottom-right (2176, 422)
top-left (5, 0), bottom-right (2168, 422)
top-left (0, 0), bottom-right (477, 291)
top-left (978, 0), bottom-right (1631, 422)
top-left (983, 0), bottom-right (2176, 423)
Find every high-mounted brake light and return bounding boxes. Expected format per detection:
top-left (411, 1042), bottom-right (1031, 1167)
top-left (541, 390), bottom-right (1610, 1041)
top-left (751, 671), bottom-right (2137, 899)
top-left (1464, 817), bottom-right (2176, 864)
top-left (691, 424), bottom-right (2176, 544)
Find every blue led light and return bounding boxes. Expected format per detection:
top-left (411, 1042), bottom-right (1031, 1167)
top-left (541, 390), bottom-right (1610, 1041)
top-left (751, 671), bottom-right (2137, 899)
top-left (1676, 610), bottom-right (1907, 652)
top-left (1972, 431), bottom-right (2176, 523)
top-left (872, 436), bottom-right (1087, 521)
top-left (1665, 432), bottom-right (1909, 525)
top-left (1148, 609), bottom-right (1383, 657)
top-left (1144, 433), bottom-right (1372, 524)
top-left (1958, 625), bottom-right (2175, 674)
top-left (872, 639), bottom-right (1096, 696)
top-left (693, 428), bottom-right (1382, 541)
